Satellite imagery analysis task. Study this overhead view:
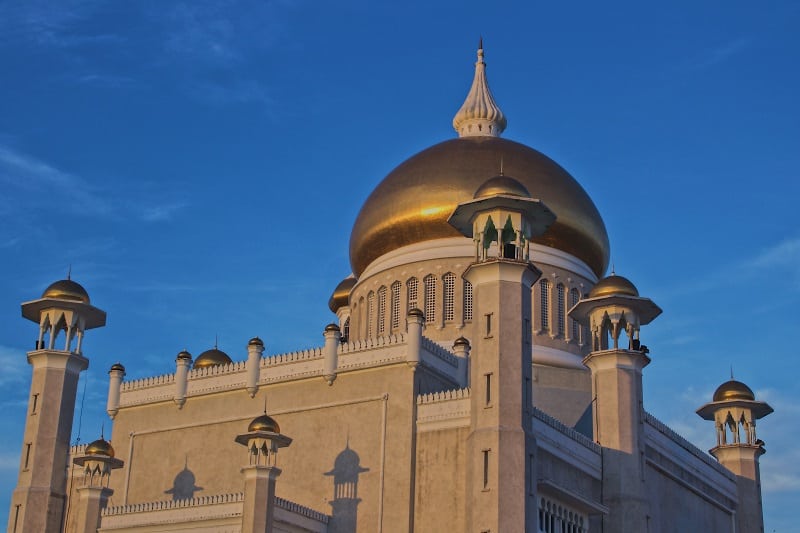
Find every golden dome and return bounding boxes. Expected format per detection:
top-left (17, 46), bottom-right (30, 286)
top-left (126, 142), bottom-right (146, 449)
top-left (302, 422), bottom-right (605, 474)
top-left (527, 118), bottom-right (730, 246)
top-left (589, 274), bottom-right (639, 298)
top-left (473, 175), bottom-right (531, 199)
top-left (110, 362), bottom-right (126, 372)
top-left (248, 413), bottom-right (280, 433)
top-left (248, 337), bottom-right (264, 347)
top-left (328, 276), bottom-right (357, 313)
top-left (193, 348), bottom-right (232, 369)
top-left (42, 279), bottom-right (90, 304)
top-left (349, 137), bottom-right (609, 277)
top-left (85, 437), bottom-right (115, 458)
top-left (713, 380), bottom-right (755, 402)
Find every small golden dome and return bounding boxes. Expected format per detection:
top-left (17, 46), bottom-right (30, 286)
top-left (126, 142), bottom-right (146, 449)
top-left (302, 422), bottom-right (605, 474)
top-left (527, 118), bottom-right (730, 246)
top-left (325, 323), bottom-right (340, 332)
top-left (474, 175), bottom-right (531, 199)
top-left (349, 137), bottom-right (609, 278)
top-left (42, 279), bottom-right (90, 304)
top-left (453, 337), bottom-right (470, 348)
top-left (85, 438), bottom-right (115, 458)
top-left (248, 414), bottom-right (280, 433)
top-left (176, 350), bottom-right (192, 361)
top-left (408, 308), bottom-right (424, 318)
top-left (109, 362), bottom-right (125, 372)
top-left (589, 275), bottom-right (639, 298)
top-left (193, 348), bottom-right (232, 369)
top-left (713, 380), bottom-right (755, 402)
top-left (328, 276), bottom-right (357, 313)
top-left (248, 337), bottom-right (264, 346)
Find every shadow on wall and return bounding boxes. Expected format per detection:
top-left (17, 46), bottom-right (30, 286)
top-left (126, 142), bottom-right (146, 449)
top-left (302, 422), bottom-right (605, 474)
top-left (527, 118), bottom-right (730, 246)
top-left (324, 442), bottom-right (369, 533)
top-left (164, 458), bottom-right (204, 501)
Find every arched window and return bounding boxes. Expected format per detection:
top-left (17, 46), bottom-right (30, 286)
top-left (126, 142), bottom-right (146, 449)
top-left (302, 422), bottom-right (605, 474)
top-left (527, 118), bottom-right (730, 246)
top-left (390, 281), bottom-right (401, 331)
top-left (377, 286), bottom-right (387, 335)
top-left (366, 291), bottom-right (375, 338)
top-left (423, 275), bottom-right (436, 323)
top-left (443, 273), bottom-right (455, 322)
top-left (407, 277), bottom-right (418, 311)
top-left (342, 317), bottom-right (350, 342)
top-left (556, 283), bottom-right (565, 337)
top-left (463, 280), bottom-right (474, 322)
top-left (570, 288), bottom-right (580, 341)
top-left (539, 279), bottom-right (550, 332)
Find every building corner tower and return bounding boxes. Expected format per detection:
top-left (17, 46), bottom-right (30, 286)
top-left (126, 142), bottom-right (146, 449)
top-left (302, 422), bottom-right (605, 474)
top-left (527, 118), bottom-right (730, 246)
top-left (7, 278), bottom-right (106, 533)
top-left (569, 273), bottom-right (662, 532)
top-left (697, 378), bottom-right (772, 533)
top-left (449, 171), bottom-right (555, 532)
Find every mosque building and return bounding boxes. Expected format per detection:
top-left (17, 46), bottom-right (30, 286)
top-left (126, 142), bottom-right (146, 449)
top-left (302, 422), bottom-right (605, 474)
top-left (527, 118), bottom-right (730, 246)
top-left (7, 44), bottom-right (772, 533)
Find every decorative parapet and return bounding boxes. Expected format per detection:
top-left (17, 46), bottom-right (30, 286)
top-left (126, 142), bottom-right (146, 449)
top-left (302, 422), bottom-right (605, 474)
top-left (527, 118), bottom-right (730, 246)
top-left (339, 333), bottom-right (405, 353)
top-left (417, 387), bottom-right (471, 405)
top-left (275, 496), bottom-right (329, 524)
top-left (417, 387), bottom-right (471, 431)
top-left (532, 407), bottom-right (600, 453)
top-left (69, 443), bottom-right (88, 456)
top-left (120, 372), bottom-right (175, 392)
top-left (420, 337), bottom-right (459, 367)
top-left (103, 492), bottom-right (244, 516)
top-left (263, 347), bottom-right (324, 366)
top-left (643, 411), bottom-right (734, 480)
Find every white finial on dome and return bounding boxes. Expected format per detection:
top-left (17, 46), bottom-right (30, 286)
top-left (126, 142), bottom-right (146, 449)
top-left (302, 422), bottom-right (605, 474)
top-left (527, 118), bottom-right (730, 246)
top-left (452, 39), bottom-right (507, 138)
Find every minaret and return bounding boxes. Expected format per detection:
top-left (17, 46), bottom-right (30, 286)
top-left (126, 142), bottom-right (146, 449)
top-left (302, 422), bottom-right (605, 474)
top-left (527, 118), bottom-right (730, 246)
top-left (235, 412), bottom-right (292, 533)
top-left (452, 39), bottom-right (507, 138)
top-left (697, 378), bottom-right (772, 533)
top-left (448, 173), bottom-right (555, 532)
top-left (569, 274), bottom-right (662, 532)
top-left (65, 435), bottom-right (123, 533)
top-left (8, 278), bottom-right (106, 533)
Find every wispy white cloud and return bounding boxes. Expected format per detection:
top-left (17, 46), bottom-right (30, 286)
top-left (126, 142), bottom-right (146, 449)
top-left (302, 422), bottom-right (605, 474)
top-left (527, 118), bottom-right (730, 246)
top-left (0, 345), bottom-right (29, 388)
top-left (691, 38), bottom-right (752, 71)
top-left (140, 202), bottom-right (188, 222)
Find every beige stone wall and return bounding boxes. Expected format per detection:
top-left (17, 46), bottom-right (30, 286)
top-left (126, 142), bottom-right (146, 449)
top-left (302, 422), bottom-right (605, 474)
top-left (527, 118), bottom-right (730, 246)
top-left (413, 426), bottom-right (468, 532)
top-left (533, 365), bottom-right (592, 431)
top-left (108, 363), bottom-right (418, 532)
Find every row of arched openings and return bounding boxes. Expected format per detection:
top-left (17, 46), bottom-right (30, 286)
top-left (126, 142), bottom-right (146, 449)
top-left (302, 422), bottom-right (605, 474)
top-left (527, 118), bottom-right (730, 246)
top-left (538, 279), bottom-right (583, 343)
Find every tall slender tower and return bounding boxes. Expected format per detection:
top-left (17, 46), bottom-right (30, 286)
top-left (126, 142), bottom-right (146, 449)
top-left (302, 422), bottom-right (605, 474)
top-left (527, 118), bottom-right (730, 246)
top-left (449, 173), bottom-right (555, 533)
top-left (697, 379), bottom-right (772, 533)
top-left (8, 278), bottom-right (106, 533)
top-left (569, 274), bottom-right (661, 532)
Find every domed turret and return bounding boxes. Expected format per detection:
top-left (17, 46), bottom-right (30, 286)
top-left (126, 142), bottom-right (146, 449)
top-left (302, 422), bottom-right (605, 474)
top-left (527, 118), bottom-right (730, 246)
top-left (85, 437), bottom-right (115, 458)
top-left (712, 379), bottom-right (756, 402)
top-left (473, 175), bottom-right (531, 199)
top-left (328, 276), bottom-right (357, 313)
top-left (42, 278), bottom-right (91, 304)
top-left (248, 413), bottom-right (281, 434)
top-left (193, 347), bottom-right (232, 369)
top-left (589, 274), bottom-right (639, 298)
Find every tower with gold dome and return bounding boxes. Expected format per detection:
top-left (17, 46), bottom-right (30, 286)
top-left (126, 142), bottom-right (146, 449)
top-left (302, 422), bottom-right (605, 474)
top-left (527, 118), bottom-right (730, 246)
top-left (6, 43), bottom-right (772, 533)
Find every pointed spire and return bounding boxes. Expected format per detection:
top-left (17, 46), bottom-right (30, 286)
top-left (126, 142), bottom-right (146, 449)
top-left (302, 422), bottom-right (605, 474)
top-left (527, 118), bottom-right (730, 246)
top-left (453, 39), bottom-right (507, 138)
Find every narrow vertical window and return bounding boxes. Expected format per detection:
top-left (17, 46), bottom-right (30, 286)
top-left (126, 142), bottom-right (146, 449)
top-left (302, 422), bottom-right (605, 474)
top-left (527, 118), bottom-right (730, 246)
top-left (24, 443), bottom-right (31, 469)
top-left (528, 454), bottom-right (534, 494)
top-left (463, 280), bottom-right (473, 321)
top-left (443, 273), bottom-right (455, 322)
top-left (557, 283), bottom-right (565, 337)
top-left (391, 281), bottom-right (401, 330)
top-left (423, 275), bottom-right (436, 323)
top-left (407, 277), bottom-right (418, 311)
top-left (343, 317), bottom-right (350, 341)
top-left (570, 288), bottom-right (580, 341)
top-left (366, 291), bottom-right (375, 338)
top-left (482, 449), bottom-right (490, 489)
top-left (377, 286), bottom-right (387, 335)
top-left (539, 279), bottom-right (550, 331)
top-left (485, 373), bottom-right (492, 406)
top-left (485, 313), bottom-right (493, 337)
top-left (31, 393), bottom-right (39, 415)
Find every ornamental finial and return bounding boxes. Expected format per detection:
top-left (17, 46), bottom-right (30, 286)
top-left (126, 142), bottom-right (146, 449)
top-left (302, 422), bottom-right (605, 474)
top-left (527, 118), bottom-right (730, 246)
top-left (452, 40), bottom-right (506, 138)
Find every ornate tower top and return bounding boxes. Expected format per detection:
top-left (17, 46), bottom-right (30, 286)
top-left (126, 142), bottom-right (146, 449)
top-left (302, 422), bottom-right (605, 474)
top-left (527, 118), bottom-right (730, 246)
top-left (452, 40), bottom-right (507, 138)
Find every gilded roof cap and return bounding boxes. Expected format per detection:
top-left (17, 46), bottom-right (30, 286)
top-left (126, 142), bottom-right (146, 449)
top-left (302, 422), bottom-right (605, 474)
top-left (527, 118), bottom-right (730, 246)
top-left (328, 276), bottom-right (357, 313)
top-left (85, 437), bottom-right (115, 458)
top-left (325, 323), bottom-right (340, 332)
top-left (193, 348), bottom-right (231, 369)
top-left (453, 336), bottom-right (470, 348)
top-left (110, 362), bottom-right (126, 372)
top-left (42, 279), bottom-right (90, 304)
top-left (248, 337), bottom-right (264, 346)
top-left (713, 379), bottom-right (755, 402)
top-left (589, 274), bottom-right (639, 298)
top-left (176, 350), bottom-right (192, 361)
top-left (474, 175), bottom-right (531, 199)
top-left (408, 308), bottom-right (424, 318)
top-left (248, 413), bottom-right (280, 433)
top-left (453, 40), bottom-right (507, 138)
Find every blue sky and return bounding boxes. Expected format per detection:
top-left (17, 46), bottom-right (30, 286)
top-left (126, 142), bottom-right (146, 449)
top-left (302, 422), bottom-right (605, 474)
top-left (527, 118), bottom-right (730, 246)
top-left (0, 0), bottom-right (798, 529)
